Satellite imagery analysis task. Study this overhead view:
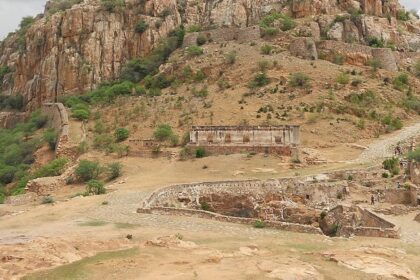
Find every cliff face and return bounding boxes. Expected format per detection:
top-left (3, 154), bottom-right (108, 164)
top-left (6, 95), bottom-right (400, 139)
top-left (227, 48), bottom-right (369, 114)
top-left (0, 0), bottom-right (419, 109)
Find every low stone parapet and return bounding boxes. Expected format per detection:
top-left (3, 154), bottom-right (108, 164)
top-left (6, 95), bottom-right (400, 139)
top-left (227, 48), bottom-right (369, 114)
top-left (137, 206), bottom-right (323, 235)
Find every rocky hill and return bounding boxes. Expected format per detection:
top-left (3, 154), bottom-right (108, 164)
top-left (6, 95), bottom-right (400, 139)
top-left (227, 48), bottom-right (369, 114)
top-left (0, 0), bottom-right (420, 110)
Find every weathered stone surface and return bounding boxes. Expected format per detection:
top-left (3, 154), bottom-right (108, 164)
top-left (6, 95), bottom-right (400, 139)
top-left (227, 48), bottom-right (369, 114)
top-left (289, 37), bottom-right (318, 60)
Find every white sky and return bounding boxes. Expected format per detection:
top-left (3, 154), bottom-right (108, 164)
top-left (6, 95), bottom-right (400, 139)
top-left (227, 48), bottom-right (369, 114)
top-left (0, 0), bottom-right (419, 39)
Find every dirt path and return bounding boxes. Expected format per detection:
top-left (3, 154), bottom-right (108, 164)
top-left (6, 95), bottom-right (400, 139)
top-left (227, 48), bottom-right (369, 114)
top-left (355, 121), bottom-right (420, 163)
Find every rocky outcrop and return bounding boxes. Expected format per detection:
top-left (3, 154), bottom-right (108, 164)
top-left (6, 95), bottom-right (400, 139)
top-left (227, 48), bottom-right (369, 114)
top-left (0, 0), bottom-right (419, 111)
top-left (0, 0), bottom-right (181, 109)
top-left (289, 38), bottom-right (318, 60)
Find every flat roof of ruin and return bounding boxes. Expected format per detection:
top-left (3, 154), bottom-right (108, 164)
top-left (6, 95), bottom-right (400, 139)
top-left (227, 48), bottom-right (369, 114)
top-left (191, 125), bottom-right (300, 130)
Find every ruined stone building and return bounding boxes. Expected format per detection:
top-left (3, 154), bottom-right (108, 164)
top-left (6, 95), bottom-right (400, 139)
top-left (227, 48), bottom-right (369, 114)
top-left (188, 125), bottom-right (300, 155)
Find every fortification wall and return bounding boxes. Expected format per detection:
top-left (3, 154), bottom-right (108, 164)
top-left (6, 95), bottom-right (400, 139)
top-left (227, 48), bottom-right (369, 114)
top-left (40, 103), bottom-right (75, 160)
top-left (182, 26), bottom-right (261, 48)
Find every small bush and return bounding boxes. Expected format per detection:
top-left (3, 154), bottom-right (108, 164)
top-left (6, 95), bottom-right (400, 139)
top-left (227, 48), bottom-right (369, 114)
top-left (106, 162), bottom-right (122, 181)
top-left (320, 211), bottom-right (327, 220)
top-left (253, 220), bottom-right (266, 228)
top-left (86, 180), bottom-right (105, 195)
top-left (248, 72), bottom-right (269, 88)
top-left (225, 51), bottom-right (237, 65)
top-left (396, 10), bottom-right (410, 21)
top-left (75, 160), bottom-right (101, 182)
top-left (114, 128), bottom-right (129, 142)
top-left (196, 34), bottom-right (207, 46)
top-left (153, 124), bottom-right (174, 141)
top-left (195, 147), bottom-right (206, 158)
top-left (42, 196), bottom-right (54, 204)
top-left (332, 54), bottom-right (345, 65)
top-left (383, 157), bottom-right (400, 176)
top-left (32, 158), bottom-right (68, 179)
top-left (135, 20), bottom-right (148, 33)
top-left (408, 148), bottom-right (420, 163)
top-left (393, 73), bottom-right (409, 91)
top-left (186, 45), bottom-right (203, 56)
top-left (382, 172), bottom-right (389, 178)
top-left (101, 0), bottom-right (124, 12)
top-left (258, 60), bottom-right (270, 72)
top-left (43, 128), bottom-right (58, 150)
top-left (289, 73), bottom-right (310, 88)
top-left (336, 73), bottom-right (350, 85)
top-left (200, 201), bottom-right (211, 211)
top-left (367, 36), bottom-right (385, 48)
top-left (72, 108), bottom-right (90, 121)
top-left (260, 44), bottom-right (273, 55)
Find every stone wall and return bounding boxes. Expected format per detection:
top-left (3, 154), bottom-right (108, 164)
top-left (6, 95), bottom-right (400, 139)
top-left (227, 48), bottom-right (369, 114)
top-left (383, 188), bottom-right (419, 206)
top-left (41, 103), bottom-right (76, 160)
top-left (189, 125), bottom-right (300, 147)
top-left (182, 26), bottom-right (261, 48)
top-left (137, 206), bottom-right (323, 235)
top-left (197, 145), bottom-right (295, 156)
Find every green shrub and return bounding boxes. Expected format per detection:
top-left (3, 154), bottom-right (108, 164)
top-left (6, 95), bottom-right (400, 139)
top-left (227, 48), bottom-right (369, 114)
top-left (346, 90), bottom-right (376, 107)
top-left (393, 73), bottom-right (409, 91)
top-left (0, 94), bottom-right (24, 111)
top-left (0, 65), bottom-right (10, 82)
top-left (119, 26), bottom-right (184, 83)
top-left (260, 44), bottom-right (273, 55)
top-left (248, 72), bottom-right (269, 88)
top-left (196, 34), bottom-right (207, 46)
top-left (381, 114), bottom-right (403, 132)
top-left (336, 73), bottom-right (350, 85)
top-left (106, 162), bottom-right (122, 181)
top-left (367, 36), bottom-right (385, 48)
top-left (114, 128), bottom-right (129, 142)
top-left (258, 60), bottom-right (270, 72)
top-left (397, 10), bottom-right (410, 21)
top-left (259, 12), bottom-right (296, 32)
top-left (75, 160), bottom-right (101, 182)
top-left (72, 108), bottom-right (90, 121)
top-left (186, 45), bottom-right (203, 56)
top-left (253, 220), bottom-right (266, 228)
top-left (332, 54), bottom-right (345, 65)
top-left (382, 157), bottom-right (400, 175)
top-left (43, 128), bottom-right (58, 150)
top-left (415, 60), bottom-right (420, 77)
top-left (32, 158), bottom-right (68, 179)
top-left (153, 124), bottom-right (174, 141)
top-left (135, 20), bottom-right (148, 33)
top-left (382, 172), bottom-right (389, 178)
top-left (101, 0), bottom-right (124, 11)
top-left (225, 51), bottom-right (237, 65)
top-left (200, 201), bottom-right (211, 211)
top-left (42, 196), bottom-right (54, 204)
top-left (408, 148), bottom-right (420, 163)
top-left (93, 134), bottom-right (114, 150)
top-left (186, 25), bottom-right (201, 33)
top-left (86, 179), bottom-right (105, 195)
top-left (320, 211), bottom-right (327, 220)
top-left (195, 147), bottom-right (206, 158)
top-left (289, 73), bottom-right (311, 88)
top-left (46, 0), bottom-right (83, 14)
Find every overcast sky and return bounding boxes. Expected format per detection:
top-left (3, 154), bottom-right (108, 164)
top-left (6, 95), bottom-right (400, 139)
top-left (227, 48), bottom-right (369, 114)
top-left (0, 0), bottom-right (420, 40)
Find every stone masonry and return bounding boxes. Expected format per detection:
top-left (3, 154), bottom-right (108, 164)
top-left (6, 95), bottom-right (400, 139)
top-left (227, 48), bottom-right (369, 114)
top-left (188, 125), bottom-right (300, 156)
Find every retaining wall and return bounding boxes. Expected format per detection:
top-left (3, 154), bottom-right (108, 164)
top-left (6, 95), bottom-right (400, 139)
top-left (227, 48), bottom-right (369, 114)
top-left (137, 207), bottom-right (323, 235)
